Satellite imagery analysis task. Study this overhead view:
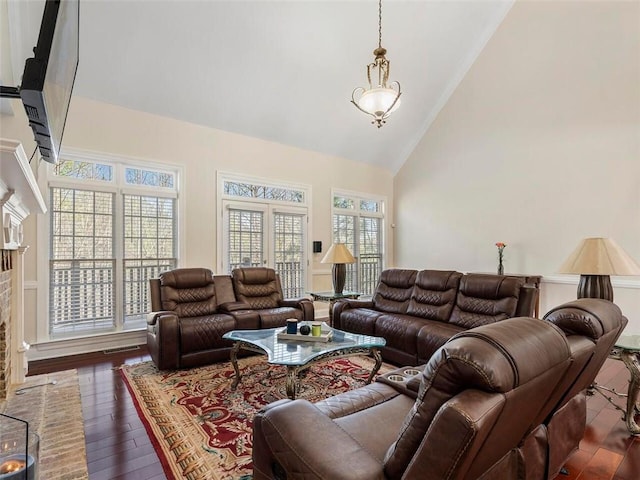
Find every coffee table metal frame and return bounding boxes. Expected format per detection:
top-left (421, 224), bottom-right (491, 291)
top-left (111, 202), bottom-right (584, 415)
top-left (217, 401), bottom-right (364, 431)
top-left (222, 323), bottom-right (385, 400)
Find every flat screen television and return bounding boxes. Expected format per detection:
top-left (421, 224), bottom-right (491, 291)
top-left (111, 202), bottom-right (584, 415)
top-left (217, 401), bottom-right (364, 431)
top-left (19, 0), bottom-right (79, 165)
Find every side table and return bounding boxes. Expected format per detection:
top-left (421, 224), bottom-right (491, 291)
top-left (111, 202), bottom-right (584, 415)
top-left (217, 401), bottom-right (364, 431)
top-left (590, 334), bottom-right (640, 435)
top-left (307, 291), bottom-right (361, 325)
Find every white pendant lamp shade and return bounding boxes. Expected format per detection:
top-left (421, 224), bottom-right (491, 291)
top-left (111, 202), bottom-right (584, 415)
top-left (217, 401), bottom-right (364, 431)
top-left (357, 87), bottom-right (402, 117)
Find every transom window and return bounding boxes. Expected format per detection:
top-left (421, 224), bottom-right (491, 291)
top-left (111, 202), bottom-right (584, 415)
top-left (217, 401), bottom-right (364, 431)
top-left (48, 155), bottom-right (179, 337)
top-left (331, 191), bottom-right (384, 296)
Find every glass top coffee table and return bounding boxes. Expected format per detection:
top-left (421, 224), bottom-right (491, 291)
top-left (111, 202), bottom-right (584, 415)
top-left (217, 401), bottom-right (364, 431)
top-left (222, 322), bottom-right (386, 399)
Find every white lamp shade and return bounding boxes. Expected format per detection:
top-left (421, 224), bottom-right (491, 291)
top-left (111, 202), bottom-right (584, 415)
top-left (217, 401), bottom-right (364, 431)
top-left (357, 87), bottom-right (401, 117)
top-left (558, 237), bottom-right (640, 275)
top-left (320, 243), bottom-right (356, 264)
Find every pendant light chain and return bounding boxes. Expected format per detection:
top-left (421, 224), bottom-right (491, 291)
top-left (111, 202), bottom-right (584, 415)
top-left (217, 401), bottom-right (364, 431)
top-left (378, 0), bottom-right (383, 49)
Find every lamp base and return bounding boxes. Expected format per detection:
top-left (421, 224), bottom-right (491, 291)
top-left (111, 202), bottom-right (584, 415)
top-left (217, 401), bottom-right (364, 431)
top-left (577, 274), bottom-right (613, 301)
top-left (332, 263), bottom-right (346, 294)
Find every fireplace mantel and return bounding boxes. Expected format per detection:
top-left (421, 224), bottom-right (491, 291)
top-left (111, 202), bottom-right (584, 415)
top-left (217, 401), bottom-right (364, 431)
top-left (0, 139), bottom-right (46, 390)
top-left (0, 139), bottom-right (47, 249)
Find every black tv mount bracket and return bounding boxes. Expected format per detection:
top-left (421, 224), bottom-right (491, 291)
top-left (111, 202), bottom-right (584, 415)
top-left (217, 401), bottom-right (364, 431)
top-left (0, 86), bottom-right (21, 98)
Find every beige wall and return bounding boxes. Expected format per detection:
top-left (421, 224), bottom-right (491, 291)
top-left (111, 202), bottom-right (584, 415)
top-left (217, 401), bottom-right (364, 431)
top-left (1, 96), bottom-right (394, 349)
top-left (394, 1), bottom-right (640, 330)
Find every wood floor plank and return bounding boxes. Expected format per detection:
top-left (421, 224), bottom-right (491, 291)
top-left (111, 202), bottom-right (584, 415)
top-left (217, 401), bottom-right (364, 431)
top-left (576, 448), bottom-right (624, 480)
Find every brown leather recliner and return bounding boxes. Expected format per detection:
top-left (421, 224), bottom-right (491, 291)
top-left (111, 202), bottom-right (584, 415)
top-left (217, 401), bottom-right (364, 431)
top-left (252, 317), bottom-right (573, 480)
top-left (232, 267), bottom-right (314, 328)
top-left (520, 298), bottom-right (627, 479)
top-left (146, 268), bottom-right (261, 370)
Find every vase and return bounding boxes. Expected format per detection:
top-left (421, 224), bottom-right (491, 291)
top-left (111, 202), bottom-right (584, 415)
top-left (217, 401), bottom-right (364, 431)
top-left (498, 262), bottom-right (504, 275)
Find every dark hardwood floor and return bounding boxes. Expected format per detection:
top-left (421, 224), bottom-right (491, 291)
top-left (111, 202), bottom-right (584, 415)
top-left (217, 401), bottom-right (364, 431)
top-left (28, 346), bottom-right (639, 480)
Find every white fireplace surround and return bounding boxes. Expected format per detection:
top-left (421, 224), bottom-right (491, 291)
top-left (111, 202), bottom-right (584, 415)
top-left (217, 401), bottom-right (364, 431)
top-left (0, 139), bottom-right (46, 385)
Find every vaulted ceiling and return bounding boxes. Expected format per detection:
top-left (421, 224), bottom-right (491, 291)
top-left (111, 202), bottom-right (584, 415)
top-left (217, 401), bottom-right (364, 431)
top-left (2, 0), bottom-right (513, 172)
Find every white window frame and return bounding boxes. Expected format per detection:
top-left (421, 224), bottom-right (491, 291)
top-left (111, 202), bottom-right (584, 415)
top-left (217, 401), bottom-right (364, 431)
top-left (37, 149), bottom-right (184, 343)
top-left (331, 188), bottom-right (386, 296)
top-left (217, 171), bottom-right (312, 294)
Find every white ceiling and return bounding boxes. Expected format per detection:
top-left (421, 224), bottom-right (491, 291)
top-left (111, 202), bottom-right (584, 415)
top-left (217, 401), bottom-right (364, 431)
top-left (3, 0), bottom-right (513, 172)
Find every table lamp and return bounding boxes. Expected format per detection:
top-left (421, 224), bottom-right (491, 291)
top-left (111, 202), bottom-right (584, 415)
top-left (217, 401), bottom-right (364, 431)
top-left (321, 243), bottom-right (356, 294)
top-left (558, 237), bottom-right (640, 301)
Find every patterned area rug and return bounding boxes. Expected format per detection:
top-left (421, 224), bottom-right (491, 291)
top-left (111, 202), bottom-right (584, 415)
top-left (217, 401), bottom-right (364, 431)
top-left (121, 355), bottom-right (392, 480)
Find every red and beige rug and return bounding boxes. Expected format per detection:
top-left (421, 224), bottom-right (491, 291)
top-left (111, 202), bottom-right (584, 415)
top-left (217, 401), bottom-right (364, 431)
top-left (120, 355), bottom-right (392, 480)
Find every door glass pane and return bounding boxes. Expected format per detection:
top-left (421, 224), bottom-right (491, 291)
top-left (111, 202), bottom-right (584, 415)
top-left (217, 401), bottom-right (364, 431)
top-left (273, 212), bottom-right (305, 297)
top-left (227, 208), bottom-right (264, 271)
top-left (359, 216), bottom-right (382, 296)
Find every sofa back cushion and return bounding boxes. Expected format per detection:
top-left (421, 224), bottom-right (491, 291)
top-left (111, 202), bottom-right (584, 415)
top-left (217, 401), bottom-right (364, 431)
top-left (383, 318), bottom-right (571, 479)
top-left (232, 267), bottom-right (282, 309)
top-left (372, 269), bottom-right (418, 314)
top-left (449, 274), bottom-right (524, 329)
top-left (159, 268), bottom-right (218, 317)
top-left (407, 270), bottom-right (462, 321)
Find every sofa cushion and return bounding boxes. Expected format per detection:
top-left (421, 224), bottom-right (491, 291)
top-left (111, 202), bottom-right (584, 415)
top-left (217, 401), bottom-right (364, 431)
top-left (449, 274), bottom-right (524, 329)
top-left (372, 269), bottom-right (417, 314)
top-left (159, 268), bottom-right (218, 316)
top-left (257, 306), bottom-right (304, 329)
top-left (338, 308), bottom-right (381, 336)
top-left (232, 267), bottom-right (281, 309)
top-left (406, 270), bottom-right (462, 321)
top-left (416, 320), bottom-right (466, 363)
top-left (179, 314), bottom-right (236, 354)
top-left (375, 314), bottom-right (427, 356)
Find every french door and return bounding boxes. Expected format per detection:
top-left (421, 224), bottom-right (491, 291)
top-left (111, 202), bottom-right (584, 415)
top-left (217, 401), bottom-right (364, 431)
top-left (222, 200), bottom-right (308, 297)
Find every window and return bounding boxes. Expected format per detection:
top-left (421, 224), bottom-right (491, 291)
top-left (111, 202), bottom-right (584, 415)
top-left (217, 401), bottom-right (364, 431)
top-left (48, 156), bottom-right (178, 337)
top-left (219, 173), bottom-right (309, 297)
top-left (331, 191), bottom-right (384, 296)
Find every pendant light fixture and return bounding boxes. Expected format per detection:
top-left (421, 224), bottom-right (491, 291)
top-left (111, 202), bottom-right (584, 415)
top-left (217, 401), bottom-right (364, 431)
top-left (351, 0), bottom-right (402, 128)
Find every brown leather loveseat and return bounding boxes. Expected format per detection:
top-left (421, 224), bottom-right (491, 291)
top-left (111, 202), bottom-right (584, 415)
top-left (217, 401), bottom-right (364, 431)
top-left (146, 267), bottom-right (314, 370)
top-left (252, 298), bottom-right (625, 480)
top-left (333, 269), bottom-right (537, 365)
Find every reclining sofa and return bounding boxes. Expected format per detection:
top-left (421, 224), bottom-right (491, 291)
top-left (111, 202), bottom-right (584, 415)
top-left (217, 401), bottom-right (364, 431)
top-left (146, 267), bottom-right (314, 370)
top-left (333, 269), bottom-right (538, 365)
top-left (253, 298), bottom-right (626, 480)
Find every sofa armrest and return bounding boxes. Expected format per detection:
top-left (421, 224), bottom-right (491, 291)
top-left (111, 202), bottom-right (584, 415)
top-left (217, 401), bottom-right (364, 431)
top-left (280, 297), bottom-right (315, 322)
top-left (146, 311), bottom-right (180, 370)
top-left (218, 301), bottom-right (252, 313)
top-left (146, 310), bottom-right (175, 325)
top-left (253, 399), bottom-right (385, 480)
top-left (515, 285), bottom-right (538, 317)
top-left (332, 299), bottom-right (374, 329)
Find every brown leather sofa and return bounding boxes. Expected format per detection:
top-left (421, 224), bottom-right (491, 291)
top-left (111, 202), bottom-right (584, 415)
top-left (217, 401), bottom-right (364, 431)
top-left (146, 267), bottom-right (314, 370)
top-left (253, 316), bottom-right (574, 479)
top-left (333, 269), bottom-right (537, 365)
top-left (252, 298), bottom-right (625, 480)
